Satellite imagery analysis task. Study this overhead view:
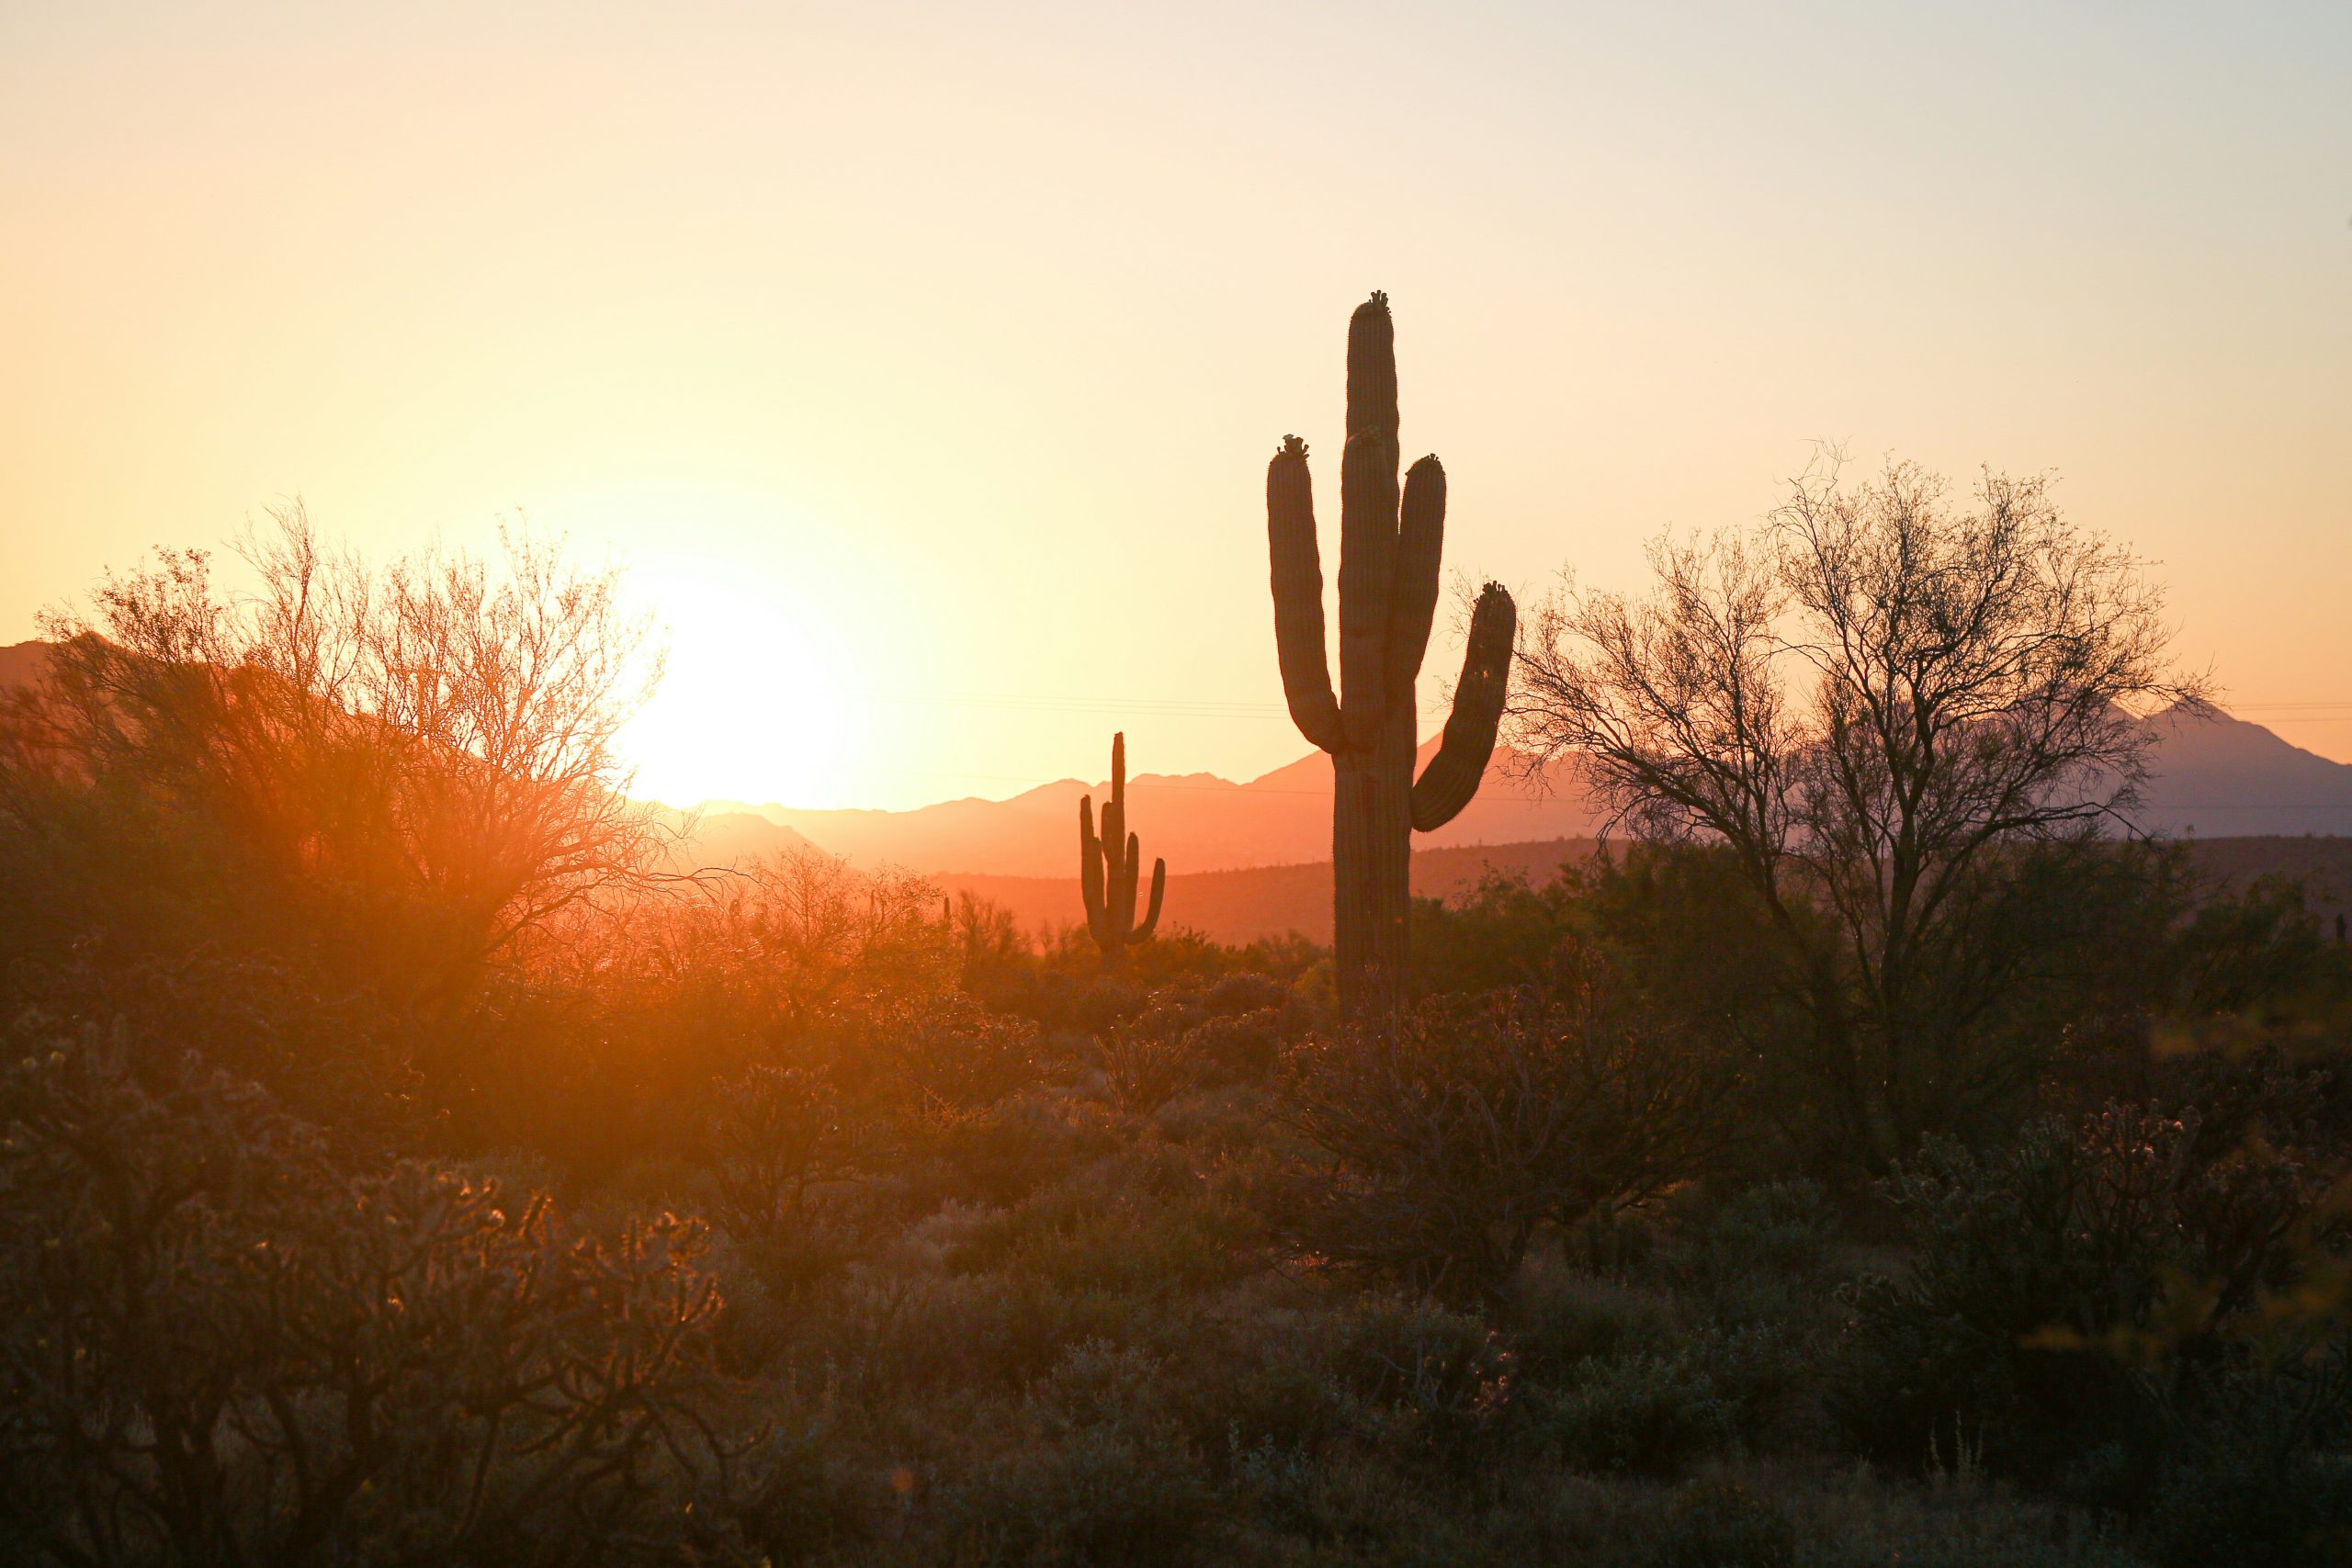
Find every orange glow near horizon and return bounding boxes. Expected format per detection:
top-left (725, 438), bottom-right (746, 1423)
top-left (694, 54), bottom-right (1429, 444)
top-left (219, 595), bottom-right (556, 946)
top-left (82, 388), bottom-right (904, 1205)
top-left (5, 3), bottom-right (2348, 809)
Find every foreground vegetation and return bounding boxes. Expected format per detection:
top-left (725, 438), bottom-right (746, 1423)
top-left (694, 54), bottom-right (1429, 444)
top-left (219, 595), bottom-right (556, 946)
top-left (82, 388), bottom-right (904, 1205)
top-left (3, 511), bottom-right (2348, 1566)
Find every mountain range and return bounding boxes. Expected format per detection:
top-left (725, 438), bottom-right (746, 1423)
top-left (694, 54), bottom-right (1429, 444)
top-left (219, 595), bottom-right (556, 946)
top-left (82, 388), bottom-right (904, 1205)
top-left (686, 737), bottom-right (1594, 878)
top-left (690, 705), bottom-right (2352, 879)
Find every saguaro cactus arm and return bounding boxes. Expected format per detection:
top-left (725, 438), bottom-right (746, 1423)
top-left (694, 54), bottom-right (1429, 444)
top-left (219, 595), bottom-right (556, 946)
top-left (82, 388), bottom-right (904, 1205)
top-left (1115, 831), bottom-right (1139, 931)
top-left (1268, 437), bottom-right (1343, 754)
top-left (1079, 795), bottom-right (1109, 942)
top-left (1387, 455), bottom-right (1447, 694)
top-left (1410, 581), bottom-right (1518, 831)
top-left (1136, 857), bottom-right (1166, 940)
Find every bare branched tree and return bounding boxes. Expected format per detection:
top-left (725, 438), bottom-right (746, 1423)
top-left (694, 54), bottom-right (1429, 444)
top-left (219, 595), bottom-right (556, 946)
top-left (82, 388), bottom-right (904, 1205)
top-left (17, 504), bottom-right (663, 992)
top-left (1509, 457), bottom-right (2209, 1159)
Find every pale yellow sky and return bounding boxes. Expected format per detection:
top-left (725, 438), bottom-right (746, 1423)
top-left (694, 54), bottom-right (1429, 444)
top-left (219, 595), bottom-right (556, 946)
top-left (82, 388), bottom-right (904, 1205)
top-left (5, 2), bottom-right (2347, 807)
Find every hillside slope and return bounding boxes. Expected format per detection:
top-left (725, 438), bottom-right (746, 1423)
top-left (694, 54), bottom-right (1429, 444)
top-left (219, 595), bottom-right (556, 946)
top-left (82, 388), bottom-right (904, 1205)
top-left (939, 835), bottom-right (2352, 946)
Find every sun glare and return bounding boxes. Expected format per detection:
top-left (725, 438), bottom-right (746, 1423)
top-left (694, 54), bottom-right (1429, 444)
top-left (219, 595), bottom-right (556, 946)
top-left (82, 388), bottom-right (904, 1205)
top-left (615, 559), bottom-right (865, 809)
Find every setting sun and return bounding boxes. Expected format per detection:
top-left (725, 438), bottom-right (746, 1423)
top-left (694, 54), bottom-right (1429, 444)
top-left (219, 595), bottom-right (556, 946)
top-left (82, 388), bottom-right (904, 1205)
top-left (615, 547), bottom-right (868, 810)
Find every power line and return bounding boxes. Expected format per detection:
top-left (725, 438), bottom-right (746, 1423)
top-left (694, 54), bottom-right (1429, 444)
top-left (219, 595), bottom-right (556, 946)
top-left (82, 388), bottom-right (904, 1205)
top-left (841, 684), bottom-right (2352, 721)
top-left (718, 755), bottom-right (2352, 814)
top-left (700, 687), bottom-right (2352, 807)
top-left (842, 687), bottom-right (1482, 718)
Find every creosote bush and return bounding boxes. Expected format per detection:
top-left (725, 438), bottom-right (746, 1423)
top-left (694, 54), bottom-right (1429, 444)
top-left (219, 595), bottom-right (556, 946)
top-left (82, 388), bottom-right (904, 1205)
top-left (1266, 965), bottom-right (1737, 1303)
top-left (1833, 1093), bottom-right (2350, 1523)
top-left (0, 1018), bottom-right (737, 1567)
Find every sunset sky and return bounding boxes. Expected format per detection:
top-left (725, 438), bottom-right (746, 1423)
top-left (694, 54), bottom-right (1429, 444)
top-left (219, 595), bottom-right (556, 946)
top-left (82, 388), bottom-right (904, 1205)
top-left (5, 1), bottom-right (2347, 809)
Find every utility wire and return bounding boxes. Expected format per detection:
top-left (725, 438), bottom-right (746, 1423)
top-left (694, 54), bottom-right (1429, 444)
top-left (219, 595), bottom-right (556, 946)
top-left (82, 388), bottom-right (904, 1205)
top-left (843, 686), bottom-right (2352, 720)
top-left (717, 689), bottom-right (2352, 806)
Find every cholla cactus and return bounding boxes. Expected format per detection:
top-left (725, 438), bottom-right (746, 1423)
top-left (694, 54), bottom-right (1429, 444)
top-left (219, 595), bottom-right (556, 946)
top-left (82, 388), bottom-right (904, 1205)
top-left (1079, 731), bottom-right (1165, 964)
top-left (1267, 292), bottom-right (1516, 1011)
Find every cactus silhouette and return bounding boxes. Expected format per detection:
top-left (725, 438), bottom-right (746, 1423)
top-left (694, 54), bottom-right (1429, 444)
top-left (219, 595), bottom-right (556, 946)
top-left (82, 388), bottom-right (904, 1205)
top-left (1078, 731), bottom-right (1165, 964)
top-left (1267, 292), bottom-right (1516, 1011)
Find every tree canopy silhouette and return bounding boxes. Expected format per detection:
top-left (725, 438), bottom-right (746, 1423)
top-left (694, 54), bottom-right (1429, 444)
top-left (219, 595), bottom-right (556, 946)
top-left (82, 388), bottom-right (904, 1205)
top-left (1509, 457), bottom-right (2210, 1160)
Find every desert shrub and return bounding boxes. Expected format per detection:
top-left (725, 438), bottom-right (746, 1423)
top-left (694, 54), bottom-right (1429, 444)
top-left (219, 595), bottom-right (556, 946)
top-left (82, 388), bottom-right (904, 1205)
top-left (1487, 1465), bottom-right (2137, 1568)
top-left (1034, 1338), bottom-right (1173, 1434)
top-left (0, 1018), bottom-right (734, 1566)
top-left (820, 1262), bottom-right (1159, 1395)
top-left (725, 1416), bottom-right (880, 1568)
top-left (2148, 1033), bottom-right (2348, 1171)
top-left (1790, 1464), bottom-right (2144, 1568)
top-left (916, 1341), bottom-right (1215, 1567)
top-left (1832, 1099), bottom-right (2348, 1499)
top-left (1569, 1196), bottom-right (1667, 1272)
top-left (1534, 1351), bottom-right (1735, 1476)
top-left (1266, 976), bottom-right (1736, 1303)
top-left (1669, 1180), bottom-right (1837, 1292)
top-left (2063, 1341), bottom-right (2347, 1565)
top-left (1325, 1294), bottom-right (1517, 1453)
top-left (2171, 872), bottom-right (2340, 1018)
top-left (1088, 976), bottom-right (1315, 1111)
top-left (1182, 1006), bottom-right (1300, 1083)
top-left (1221, 1428), bottom-right (1325, 1531)
top-left (0, 949), bottom-right (426, 1152)
top-left (1504, 1259), bottom-right (1682, 1379)
top-left (708, 1060), bottom-right (888, 1298)
top-left (402, 850), bottom-right (970, 1181)
top-left (1663, 1179), bottom-right (1845, 1342)
top-left (973, 957), bottom-right (1153, 1040)
top-left (1093, 1007), bottom-right (1212, 1115)
top-left (842, 991), bottom-right (1045, 1117)
top-left (927, 1421), bottom-right (1214, 1568)
top-left (1198, 971), bottom-right (1296, 1015)
top-left (1209, 1360), bottom-right (1352, 1462)
top-left (1651, 1478), bottom-right (1796, 1568)
top-left (616, 849), bottom-right (958, 1041)
top-left (1227, 1439), bottom-right (1438, 1553)
top-left (1147, 1081), bottom-right (1275, 1160)
top-left (2143, 1433), bottom-right (2352, 1568)
top-left (945, 1184), bottom-right (1249, 1300)
top-left (912, 1089), bottom-right (1127, 1209)
top-left (1832, 1111), bottom-right (2168, 1469)
top-left (1689, 1324), bottom-right (1815, 1445)
top-left (1555, 845), bottom-right (1829, 1168)
top-left (1409, 867), bottom-right (1583, 999)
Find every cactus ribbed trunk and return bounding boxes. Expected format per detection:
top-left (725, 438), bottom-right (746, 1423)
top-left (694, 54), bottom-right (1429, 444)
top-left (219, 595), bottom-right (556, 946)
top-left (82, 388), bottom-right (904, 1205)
top-left (1332, 704), bottom-right (1415, 1012)
top-left (1266, 293), bottom-right (1517, 1015)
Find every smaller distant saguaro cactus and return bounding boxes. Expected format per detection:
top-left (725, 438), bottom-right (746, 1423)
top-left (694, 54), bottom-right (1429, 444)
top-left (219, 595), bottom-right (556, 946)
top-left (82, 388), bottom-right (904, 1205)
top-left (1079, 732), bottom-right (1166, 964)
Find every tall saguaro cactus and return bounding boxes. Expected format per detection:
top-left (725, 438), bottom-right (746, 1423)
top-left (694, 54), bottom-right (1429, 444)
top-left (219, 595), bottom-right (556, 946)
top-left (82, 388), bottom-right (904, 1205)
top-left (1079, 731), bottom-right (1166, 964)
top-left (1267, 292), bottom-right (1517, 1012)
